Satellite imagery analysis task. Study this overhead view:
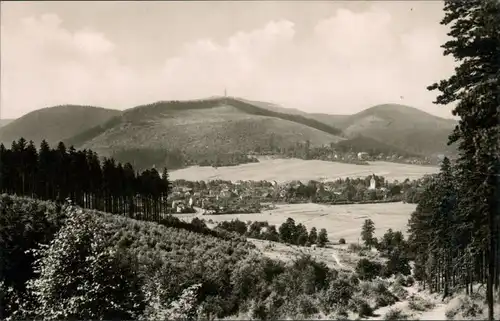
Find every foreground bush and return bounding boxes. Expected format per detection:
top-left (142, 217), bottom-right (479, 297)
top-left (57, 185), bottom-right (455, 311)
top-left (408, 296), bottom-right (435, 312)
top-left (22, 207), bottom-right (145, 320)
top-left (0, 195), bottom-right (67, 319)
top-left (445, 295), bottom-right (484, 320)
top-left (391, 282), bottom-right (409, 300)
top-left (319, 278), bottom-right (355, 315)
top-left (383, 308), bottom-right (409, 320)
top-left (355, 258), bottom-right (383, 281)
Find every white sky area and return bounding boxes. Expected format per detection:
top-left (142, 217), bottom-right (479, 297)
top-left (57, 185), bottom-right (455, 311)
top-left (0, 1), bottom-right (457, 119)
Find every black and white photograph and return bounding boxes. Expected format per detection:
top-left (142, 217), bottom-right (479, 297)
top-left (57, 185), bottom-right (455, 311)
top-left (0, 0), bottom-right (499, 320)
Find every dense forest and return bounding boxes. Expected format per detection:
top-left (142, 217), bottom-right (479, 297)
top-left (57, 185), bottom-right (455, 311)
top-left (110, 148), bottom-right (259, 171)
top-left (0, 138), bottom-right (172, 221)
top-left (1, 195), bottom-right (415, 321)
top-left (405, 1), bottom-right (500, 320)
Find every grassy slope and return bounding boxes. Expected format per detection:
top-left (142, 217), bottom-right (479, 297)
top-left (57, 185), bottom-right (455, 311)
top-left (169, 158), bottom-right (439, 183)
top-left (66, 98), bottom-right (344, 157)
top-left (228, 100), bottom-right (456, 157)
top-left (317, 104), bottom-right (457, 156)
top-left (3, 99), bottom-right (456, 161)
top-left (0, 105), bottom-right (121, 147)
top-left (0, 119), bottom-right (14, 128)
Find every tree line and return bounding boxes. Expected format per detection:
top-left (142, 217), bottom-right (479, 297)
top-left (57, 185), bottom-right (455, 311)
top-left (0, 138), bottom-right (171, 221)
top-left (406, 1), bottom-right (500, 320)
top-left (216, 218), bottom-right (330, 247)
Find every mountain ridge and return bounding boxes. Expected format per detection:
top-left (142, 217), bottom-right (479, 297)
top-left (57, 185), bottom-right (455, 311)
top-left (0, 99), bottom-right (457, 168)
top-left (0, 105), bottom-right (121, 146)
top-left (64, 97), bottom-right (344, 149)
top-left (0, 119), bottom-right (14, 128)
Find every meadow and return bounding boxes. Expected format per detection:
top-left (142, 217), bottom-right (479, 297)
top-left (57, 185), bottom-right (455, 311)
top-left (169, 158), bottom-right (439, 183)
top-left (177, 201), bottom-right (416, 244)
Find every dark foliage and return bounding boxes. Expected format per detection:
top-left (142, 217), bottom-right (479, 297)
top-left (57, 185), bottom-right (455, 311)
top-left (0, 139), bottom-right (172, 222)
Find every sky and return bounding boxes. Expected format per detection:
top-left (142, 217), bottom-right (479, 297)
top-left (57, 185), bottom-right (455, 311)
top-left (0, 1), bottom-right (457, 120)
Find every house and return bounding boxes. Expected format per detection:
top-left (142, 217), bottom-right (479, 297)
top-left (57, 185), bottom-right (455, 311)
top-left (176, 203), bottom-right (186, 213)
top-left (172, 200), bottom-right (187, 213)
top-left (172, 200), bottom-right (183, 209)
top-left (357, 152), bottom-right (369, 160)
top-left (220, 189), bottom-right (236, 199)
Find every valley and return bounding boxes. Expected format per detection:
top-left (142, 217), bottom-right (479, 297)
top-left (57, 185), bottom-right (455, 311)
top-left (170, 158), bottom-right (439, 183)
top-left (177, 201), bottom-right (416, 244)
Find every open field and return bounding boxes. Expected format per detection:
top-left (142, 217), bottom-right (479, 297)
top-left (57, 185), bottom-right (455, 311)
top-left (177, 201), bottom-right (416, 244)
top-left (249, 238), bottom-right (362, 271)
top-left (169, 158), bottom-right (439, 183)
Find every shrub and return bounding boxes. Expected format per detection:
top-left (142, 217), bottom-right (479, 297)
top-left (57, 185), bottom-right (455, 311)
top-left (355, 258), bottom-right (383, 281)
top-left (357, 300), bottom-right (373, 317)
top-left (445, 296), bottom-right (483, 320)
top-left (383, 308), bottom-right (409, 320)
top-left (406, 275), bottom-right (415, 287)
top-left (320, 279), bottom-right (354, 312)
top-left (408, 296), bottom-right (435, 312)
top-left (373, 281), bottom-right (398, 308)
top-left (349, 274), bottom-right (360, 286)
top-left (250, 300), bottom-right (268, 320)
top-left (329, 307), bottom-right (349, 320)
top-left (395, 274), bottom-right (406, 286)
top-left (339, 238), bottom-right (346, 244)
top-left (391, 283), bottom-right (408, 300)
top-left (348, 243), bottom-right (363, 253)
top-left (143, 283), bottom-right (202, 320)
top-left (25, 207), bottom-right (145, 320)
top-left (297, 294), bottom-right (319, 318)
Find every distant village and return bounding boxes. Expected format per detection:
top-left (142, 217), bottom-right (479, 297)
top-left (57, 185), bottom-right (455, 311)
top-left (252, 141), bottom-right (440, 167)
top-left (168, 174), bottom-right (428, 214)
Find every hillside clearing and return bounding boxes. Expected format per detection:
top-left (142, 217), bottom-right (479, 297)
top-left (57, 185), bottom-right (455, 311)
top-left (170, 158), bottom-right (439, 183)
top-left (177, 201), bottom-right (415, 244)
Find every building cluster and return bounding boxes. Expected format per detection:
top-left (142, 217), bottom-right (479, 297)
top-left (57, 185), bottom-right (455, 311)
top-left (166, 174), bottom-right (425, 214)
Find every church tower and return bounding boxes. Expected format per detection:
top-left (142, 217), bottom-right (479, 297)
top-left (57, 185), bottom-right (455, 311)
top-left (369, 174), bottom-right (376, 190)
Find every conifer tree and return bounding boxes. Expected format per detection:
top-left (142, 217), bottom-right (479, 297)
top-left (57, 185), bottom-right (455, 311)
top-left (421, 0), bottom-right (499, 318)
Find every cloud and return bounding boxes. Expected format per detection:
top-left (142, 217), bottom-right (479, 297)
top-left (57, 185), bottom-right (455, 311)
top-left (1, 13), bottom-right (135, 117)
top-left (1, 8), bottom-right (456, 119)
top-left (161, 20), bottom-right (296, 99)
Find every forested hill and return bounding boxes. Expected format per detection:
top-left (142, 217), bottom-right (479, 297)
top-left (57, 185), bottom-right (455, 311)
top-left (0, 105), bottom-right (121, 146)
top-left (61, 98), bottom-right (345, 169)
top-left (64, 97), bottom-right (344, 148)
top-left (1, 98), bottom-right (457, 171)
